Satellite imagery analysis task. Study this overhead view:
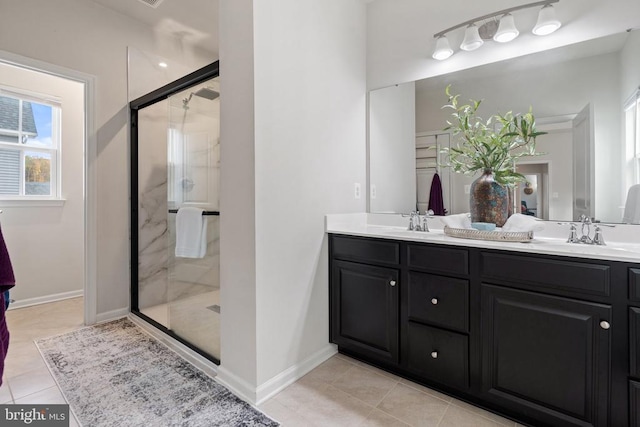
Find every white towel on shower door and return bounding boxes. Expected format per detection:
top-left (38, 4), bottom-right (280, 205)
top-left (175, 207), bottom-right (207, 258)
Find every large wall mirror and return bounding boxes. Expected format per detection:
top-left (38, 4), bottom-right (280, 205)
top-left (369, 29), bottom-right (640, 224)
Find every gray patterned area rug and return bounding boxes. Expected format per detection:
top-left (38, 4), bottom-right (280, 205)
top-left (35, 318), bottom-right (278, 427)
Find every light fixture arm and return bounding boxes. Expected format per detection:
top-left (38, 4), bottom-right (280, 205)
top-left (433, 0), bottom-right (559, 38)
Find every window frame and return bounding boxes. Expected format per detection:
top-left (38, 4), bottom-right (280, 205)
top-left (0, 87), bottom-right (62, 201)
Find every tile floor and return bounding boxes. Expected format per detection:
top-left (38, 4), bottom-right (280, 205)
top-left (2, 298), bottom-right (524, 427)
top-left (2, 297), bottom-right (83, 426)
top-left (259, 354), bottom-right (523, 427)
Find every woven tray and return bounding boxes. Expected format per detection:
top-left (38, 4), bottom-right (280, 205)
top-left (443, 226), bottom-right (533, 242)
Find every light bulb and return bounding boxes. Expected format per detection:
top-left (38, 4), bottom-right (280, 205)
top-left (533, 4), bottom-right (561, 36)
top-left (460, 24), bottom-right (484, 51)
top-left (432, 36), bottom-right (453, 60)
top-left (493, 13), bottom-right (519, 43)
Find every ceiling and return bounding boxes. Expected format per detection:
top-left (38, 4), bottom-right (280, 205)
top-left (90, 0), bottom-right (219, 54)
top-left (86, 0), bottom-right (640, 89)
top-left (367, 0), bottom-right (640, 89)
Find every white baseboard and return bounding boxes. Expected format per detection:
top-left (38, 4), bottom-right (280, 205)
top-left (95, 308), bottom-right (130, 323)
top-left (7, 290), bottom-right (83, 310)
top-left (216, 344), bottom-right (338, 405)
top-left (255, 344), bottom-right (337, 405)
top-left (216, 366), bottom-right (259, 404)
top-left (128, 314), bottom-right (218, 379)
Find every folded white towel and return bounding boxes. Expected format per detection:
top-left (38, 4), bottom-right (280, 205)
top-left (175, 207), bottom-right (207, 258)
top-left (501, 213), bottom-right (545, 233)
top-left (623, 184), bottom-right (640, 224)
top-left (440, 213), bottom-right (473, 229)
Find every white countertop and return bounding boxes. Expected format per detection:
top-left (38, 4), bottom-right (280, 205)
top-left (326, 213), bottom-right (640, 263)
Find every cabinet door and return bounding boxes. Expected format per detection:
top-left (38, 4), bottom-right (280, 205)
top-left (331, 260), bottom-right (399, 363)
top-left (481, 284), bottom-right (611, 427)
top-left (631, 381), bottom-right (640, 427)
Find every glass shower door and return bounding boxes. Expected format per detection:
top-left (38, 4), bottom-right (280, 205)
top-left (166, 77), bottom-right (221, 360)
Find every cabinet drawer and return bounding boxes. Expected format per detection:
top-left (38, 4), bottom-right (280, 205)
top-left (631, 307), bottom-right (640, 379)
top-left (406, 322), bottom-right (469, 390)
top-left (407, 271), bottom-right (469, 333)
top-left (630, 268), bottom-right (640, 302)
top-left (331, 235), bottom-right (400, 265)
top-left (407, 244), bottom-right (468, 276)
top-left (481, 252), bottom-right (610, 297)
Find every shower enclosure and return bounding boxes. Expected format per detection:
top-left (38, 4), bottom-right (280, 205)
top-left (130, 62), bottom-right (220, 363)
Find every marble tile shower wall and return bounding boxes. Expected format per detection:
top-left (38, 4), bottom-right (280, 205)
top-left (138, 176), bottom-right (220, 310)
top-left (138, 168), bottom-right (169, 309)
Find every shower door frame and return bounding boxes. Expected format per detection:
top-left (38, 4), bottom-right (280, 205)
top-left (129, 61), bottom-right (220, 364)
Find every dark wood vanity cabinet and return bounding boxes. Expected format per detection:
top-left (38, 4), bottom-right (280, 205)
top-left (330, 260), bottom-right (399, 364)
top-left (481, 284), bottom-right (611, 427)
top-left (329, 233), bottom-right (638, 426)
top-left (329, 236), bottom-right (400, 365)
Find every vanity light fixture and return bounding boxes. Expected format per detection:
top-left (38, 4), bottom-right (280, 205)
top-left (432, 35), bottom-right (454, 60)
top-left (532, 3), bottom-right (562, 36)
top-left (460, 24), bottom-right (484, 51)
top-left (432, 0), bottom-right (561, 60)
top-left (493, 13), bottom-right (519, 43)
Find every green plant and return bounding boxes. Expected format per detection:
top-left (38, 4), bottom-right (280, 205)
top-left (442, 85), bottom-right (546, 186)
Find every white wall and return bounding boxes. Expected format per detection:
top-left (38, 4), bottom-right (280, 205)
top-left (369, 82), bottom-right (416, 213)
top-left (0, 0), bottom-right (214, 316)
top-left (0, 63), bottom-right (84, 304)
top-left (253, 0), bottom-right (366, 387)
top-left (415, 51), bottom-right (622, 222)
top-left (218, 0), bottom-right (367, 402)
top-left (218, 0), bottom-right (258, 392)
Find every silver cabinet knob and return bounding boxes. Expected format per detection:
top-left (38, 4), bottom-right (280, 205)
top-left (600, 320), bottom-right (610, 330)
top-left (389, 280), bottom-right (396, 287)
top-left (431, 351), bottom-right (438, 359)
top-left (431, 298), bottom-right (438, 305)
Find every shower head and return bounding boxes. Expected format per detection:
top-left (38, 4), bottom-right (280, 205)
top-left (182, 87), bottom-right (219, 109)
top-left (194, 87), bottom-right (219, 100)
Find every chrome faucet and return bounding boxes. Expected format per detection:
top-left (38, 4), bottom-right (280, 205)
top-left (566, 215), bottom-right (606, 245)
top-left (414, 210), bottom-right (432, 232)
top-left (579, 215), bottom-right (594, 244)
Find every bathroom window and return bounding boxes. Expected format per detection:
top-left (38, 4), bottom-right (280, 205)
top-left (0, 90), bottom-right (61, 198)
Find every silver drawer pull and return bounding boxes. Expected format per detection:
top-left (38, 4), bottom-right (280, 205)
top-left (431, 351), bottom-right (438, 359)
top-left (431, 298), bottom-right (438, 305)
top-left (389, 280), bottom-right (396, 287)
top-left (600, 320), bottom-right (610, 330)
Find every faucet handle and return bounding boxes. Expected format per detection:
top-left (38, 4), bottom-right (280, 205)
top-left (567, 223), bottom-right (580, 243)
top-left (408, 211), bottom-right (416, 231)
top-left (421, 215), bottom-right (430, 232)
top-left (593, 226), bottom-right (606, 246)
